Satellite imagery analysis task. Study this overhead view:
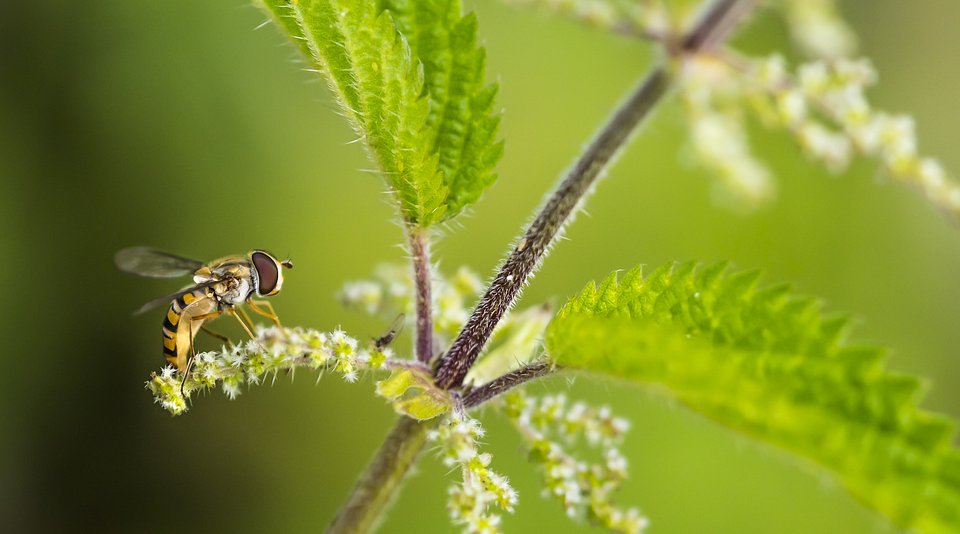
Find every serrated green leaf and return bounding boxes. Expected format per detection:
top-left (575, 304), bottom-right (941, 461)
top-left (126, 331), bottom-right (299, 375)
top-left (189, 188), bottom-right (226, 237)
top-left (257, 0), bottom-right (501, 226)
top-left (258, 0), bottom-right (313, 58)
top-left (382, 2), bottom-right (503, 216)
top-left (547, 262), bottom-right (960, 532)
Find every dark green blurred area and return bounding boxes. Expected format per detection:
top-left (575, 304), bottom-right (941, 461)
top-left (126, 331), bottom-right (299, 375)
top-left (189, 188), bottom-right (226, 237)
top-left (1, 1), bottom-right (958, 532)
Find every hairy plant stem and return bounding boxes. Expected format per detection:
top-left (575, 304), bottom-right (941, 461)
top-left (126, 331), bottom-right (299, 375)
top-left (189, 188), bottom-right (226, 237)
top-left (328, 416), bottom-right (435, 534)
top-left (433, 67), bottom-right (671, 389)
top-left (409, 229), bottom-right (433, 363)
top-left (463, 360), bottom-right (553, 408)
top-left (433, 0), bottom-right (757, 390)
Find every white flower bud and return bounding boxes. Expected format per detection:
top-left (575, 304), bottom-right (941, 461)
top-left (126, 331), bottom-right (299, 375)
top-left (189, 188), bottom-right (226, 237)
top-left (918, 158), bottom-right (946, 192)
top-left (799, 61), bottom-right (829, 95)
top-left (777, 88), bottom-right (807, 126)
top-left (784, 0), bottom-right (857, 59)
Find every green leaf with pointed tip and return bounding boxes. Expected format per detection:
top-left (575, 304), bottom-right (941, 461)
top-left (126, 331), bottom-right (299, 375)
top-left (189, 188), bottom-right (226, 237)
top-left (257, 0), bottom-right (501, 226)
top-left (546, 262), bottom-right (960, 533)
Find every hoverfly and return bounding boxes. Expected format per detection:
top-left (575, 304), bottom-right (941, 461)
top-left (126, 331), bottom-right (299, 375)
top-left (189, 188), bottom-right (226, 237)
top-left (116, 247), bottom-right (293, 381)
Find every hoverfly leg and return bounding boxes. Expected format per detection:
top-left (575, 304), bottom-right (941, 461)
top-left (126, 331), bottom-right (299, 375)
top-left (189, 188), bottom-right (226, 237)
top-left (199, 325), bottom-right (233, 348)
top-left (248, 299), bottom-right (282, 328)
top-left (227, 307), bottom-right (258, 340)
top-left (192, 311), bottom-right (223, 322)
top-left (180, 317), bottom-right (198, 399)
top-left (180, 355), bottom-right (196, 399)
top-left (180, 311), bottom-right (225, 397)
top-left (226, 307), bottom-right (271, 355)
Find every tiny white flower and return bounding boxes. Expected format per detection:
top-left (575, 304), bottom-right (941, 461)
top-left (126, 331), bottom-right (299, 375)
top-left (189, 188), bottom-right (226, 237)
top-left (798, 61), bottom-right (829, 95)
top-left (222, 380), bottom-right (242, 400)
top-left (755, 55), bottom-right (787, 87)
top-left (784, 0), bottom-right (857, 59)
top-left (918, 158), bottom-right (946, 191)
top-left (948, 187), bottom-right (960, 211)
top-left (777, 88), bottom-right (807, 126)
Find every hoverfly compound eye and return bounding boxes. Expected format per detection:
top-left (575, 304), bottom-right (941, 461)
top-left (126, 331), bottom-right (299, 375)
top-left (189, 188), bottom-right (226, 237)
top-left (251, 251), bottom-right (281, 296)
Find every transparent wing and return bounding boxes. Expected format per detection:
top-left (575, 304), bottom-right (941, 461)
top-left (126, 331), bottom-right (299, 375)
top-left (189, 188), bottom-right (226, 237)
top-left (115, 247), bottom-right (204, 278)
top-left (375, 313), bottom-right (406, 349)
top-left (132, 279), bottom-right (223, 316)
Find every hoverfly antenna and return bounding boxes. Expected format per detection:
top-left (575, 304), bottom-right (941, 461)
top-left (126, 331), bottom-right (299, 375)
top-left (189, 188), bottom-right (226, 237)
top-left (281, 259), bottom-right (294, 269)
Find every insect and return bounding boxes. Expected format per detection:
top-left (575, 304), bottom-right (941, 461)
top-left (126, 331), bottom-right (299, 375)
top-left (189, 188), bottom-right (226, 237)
top-left (374, 314), bottom-right (406, 350)
top-left (115, 247), bottom-right (293, 381)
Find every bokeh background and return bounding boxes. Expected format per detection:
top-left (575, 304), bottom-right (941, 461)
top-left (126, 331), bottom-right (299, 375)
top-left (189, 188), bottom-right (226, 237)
top-left (2, 1), bottom-right (958, 532)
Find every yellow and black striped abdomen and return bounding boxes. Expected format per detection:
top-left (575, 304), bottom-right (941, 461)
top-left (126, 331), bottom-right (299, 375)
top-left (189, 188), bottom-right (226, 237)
top-left (161, 290), bottom-right (207, 370)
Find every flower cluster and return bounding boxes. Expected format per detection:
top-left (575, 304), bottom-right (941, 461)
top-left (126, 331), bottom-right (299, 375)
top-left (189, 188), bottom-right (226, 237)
top-left (781, 0), bottom-right (856, 59)
top-left (146, 326), bottom-right (395, 415)
top-left (429, 413), bottom-right (518, 533)
top-left (503, 392), bottom-right (647, 533)
top-left (745, 55), bottom-right (960, 219)
top-left (682, 57), bottom-right (775, 209)
top-left (340, 264), bottom-right (483, 342)
top-left (499, 0), bottom-right (956, 219)
top-left (678, 50), bottom-right (960, 221)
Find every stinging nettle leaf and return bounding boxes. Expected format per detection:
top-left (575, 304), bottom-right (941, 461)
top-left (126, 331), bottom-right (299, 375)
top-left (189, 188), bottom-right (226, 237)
top-left (546, 262), bottom-right (960, 532)
top-left (258, 0), bottom-right (502, 226)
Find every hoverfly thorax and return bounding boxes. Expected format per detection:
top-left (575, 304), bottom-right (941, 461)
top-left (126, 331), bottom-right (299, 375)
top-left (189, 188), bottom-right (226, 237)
top-left (250, 250), bottom-right (293, 297)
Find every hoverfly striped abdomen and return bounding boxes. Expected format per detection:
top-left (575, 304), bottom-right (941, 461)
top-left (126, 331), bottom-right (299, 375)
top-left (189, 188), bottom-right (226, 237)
top-left (161, 288), bottom-right (214, 369)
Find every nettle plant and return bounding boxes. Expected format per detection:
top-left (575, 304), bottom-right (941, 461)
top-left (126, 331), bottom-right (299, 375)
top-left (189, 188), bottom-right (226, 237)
top-left (145, 0), bottom-right (960, 532)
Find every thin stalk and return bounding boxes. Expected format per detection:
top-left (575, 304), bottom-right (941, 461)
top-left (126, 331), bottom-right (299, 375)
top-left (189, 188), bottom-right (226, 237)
top-left (434, 0), bottom-right (757, 390)
top-left (463, 360), bottom-right (552, 408)
top-left (328, 416), bottom-right (434, 534)
top-left (409, 229), bottom-right (433, 363)
top-left (680, 0), bottom-right (757, 53)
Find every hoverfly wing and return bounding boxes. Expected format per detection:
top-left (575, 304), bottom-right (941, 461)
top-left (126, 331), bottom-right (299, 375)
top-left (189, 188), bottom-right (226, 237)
top-left (132, 279), bottom-right (223, 316)
top-left (115, 247), bottom-right (205, 278)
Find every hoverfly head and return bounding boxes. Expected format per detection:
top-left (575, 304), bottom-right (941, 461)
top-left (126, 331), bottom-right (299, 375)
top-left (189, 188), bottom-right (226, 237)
top-left (250, 250), bottom-right (288, 297)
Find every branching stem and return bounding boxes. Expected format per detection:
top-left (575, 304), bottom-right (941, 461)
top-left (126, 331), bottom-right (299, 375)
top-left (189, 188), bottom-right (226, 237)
top-left (409, 229), bottom-right (433, 363)
top-left (327, 2), bottom-right (759, 530)
top-left (433, 0), bottom-right (757, 390)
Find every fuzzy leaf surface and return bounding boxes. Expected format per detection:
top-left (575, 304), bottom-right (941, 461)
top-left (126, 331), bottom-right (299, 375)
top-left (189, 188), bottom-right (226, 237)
top-left (258, 0), bottom-right (501, 225)
top-left (546, 262), bottom-right (960, 532)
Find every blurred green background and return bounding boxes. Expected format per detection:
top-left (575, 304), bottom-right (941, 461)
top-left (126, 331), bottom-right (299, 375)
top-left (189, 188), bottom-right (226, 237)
top-left (1, 1), bottom-right (958, 532)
